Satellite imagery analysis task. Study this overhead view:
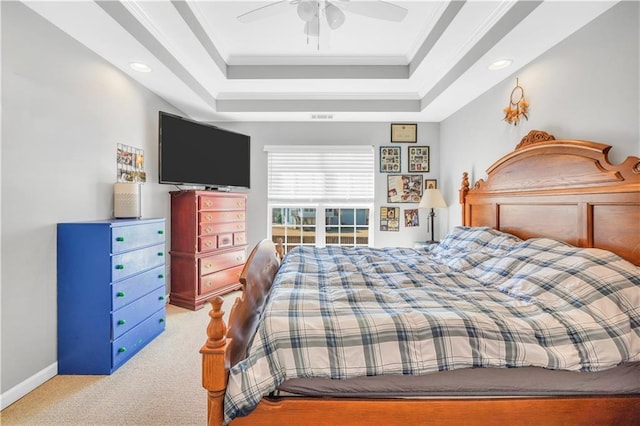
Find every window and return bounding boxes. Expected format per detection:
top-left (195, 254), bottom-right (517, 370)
top-left (266, 145), bottom-right (374, 253)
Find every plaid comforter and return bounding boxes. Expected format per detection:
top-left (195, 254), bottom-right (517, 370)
top-left (224, 227), bottom-right (640, 423)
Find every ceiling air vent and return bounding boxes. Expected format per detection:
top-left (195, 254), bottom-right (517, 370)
top-left (311, 113), bottom-right (334, 120)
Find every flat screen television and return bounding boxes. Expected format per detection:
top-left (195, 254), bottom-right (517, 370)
top-left (159, 111), bottom-right (250, 190)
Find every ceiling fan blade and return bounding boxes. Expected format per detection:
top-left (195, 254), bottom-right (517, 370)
top-left (237, 0), bottom-right (292, 23)
top-left (343, 0), bottom-right (408, 22)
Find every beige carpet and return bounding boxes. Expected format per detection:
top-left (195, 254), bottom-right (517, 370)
top-left (1, 292), bottom-right (240, 425)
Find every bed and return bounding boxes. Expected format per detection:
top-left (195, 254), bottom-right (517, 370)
top-left (201, 130), bottom-right (640, 425)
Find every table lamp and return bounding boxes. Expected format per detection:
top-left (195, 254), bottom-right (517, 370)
top-left (418, 188), bottom-right (447, 242)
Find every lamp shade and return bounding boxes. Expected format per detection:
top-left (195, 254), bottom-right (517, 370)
top-left (325, 3), bottom-right (345, 29)
top-left (304, 16), bottom-right (320, 36)
top-left (297, 0), bottom-right (318, 22)
top-left (418, 188), bottom-right (447, 210)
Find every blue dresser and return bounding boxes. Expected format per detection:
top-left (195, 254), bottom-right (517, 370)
top-left (57, 218), bottom-right (167, 374)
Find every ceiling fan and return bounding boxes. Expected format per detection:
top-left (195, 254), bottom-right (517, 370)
top-left (237, 0), bottom-right (408, 46)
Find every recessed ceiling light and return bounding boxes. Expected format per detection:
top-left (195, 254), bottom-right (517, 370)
top-left (129, 62), bottom-right (152, 73)
top-left (488, 59), bottom-right (513, 70)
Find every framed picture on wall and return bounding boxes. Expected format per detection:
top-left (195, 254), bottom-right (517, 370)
top-left (408, 146), bottom-right (430, 172)
top-left (404, 209), bottom-right (419, 227)
top-left (380, 146), bottom-right (401, 173)
top-left (391, 123), bottom-right (417, 143)
top-left (387, 174), bottom-right (423, 203)
top-left (380, 207), bottom-right (400, 231)
top-left (425, 179), bottom-right (437, 190)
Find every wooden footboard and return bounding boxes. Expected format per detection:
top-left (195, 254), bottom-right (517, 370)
top-left (200, 239), bottom-right (282, 426)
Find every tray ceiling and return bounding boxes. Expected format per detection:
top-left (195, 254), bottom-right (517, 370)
top-left (22, 1), bottom-right (618, 122)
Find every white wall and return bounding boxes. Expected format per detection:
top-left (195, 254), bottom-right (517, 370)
top-left (206, 121), bottom-right (441, 251)
top-left (1, 2), bottom-right (180, 404)
top-left (439, 1), bottom-right (639, 234)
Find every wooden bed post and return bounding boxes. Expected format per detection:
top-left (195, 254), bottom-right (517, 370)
top-left (200, 296), bottom-right (228, 426)
top-left (459, 171), bottom-right (470, 224)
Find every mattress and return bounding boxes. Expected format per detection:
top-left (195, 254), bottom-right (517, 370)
top-left (277, 362), bottom-right (640, 397)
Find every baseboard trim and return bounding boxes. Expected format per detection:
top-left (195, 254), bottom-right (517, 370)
top-left (1, 362), bottom-right (57, 410)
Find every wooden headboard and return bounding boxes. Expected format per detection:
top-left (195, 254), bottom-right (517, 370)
top-left (460, 130), bottom-right (640, 266)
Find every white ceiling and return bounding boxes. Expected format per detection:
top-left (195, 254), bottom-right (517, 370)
top-left (22, 0), bottom-right (618, 123)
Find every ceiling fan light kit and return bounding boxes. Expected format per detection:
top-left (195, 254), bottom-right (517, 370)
top-left (238, 0), bottom-right (407, 48)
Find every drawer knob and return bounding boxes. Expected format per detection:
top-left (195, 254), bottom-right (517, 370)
top-left (118, 347), bottom-right (126, 353)
top-left (205, 200), bottom-right (212, 207)
top-left (205, 263), bottom-right (212, 269)
top-left (115, 264), bottom-right (125, 270)
top-left (159, 296), bottom-right (165, 301)
top-left (117, 319), bottom-right (126, 325)
top-left (236, 256), bottom-right (243, 261)
top-left (115, 237), bottom-right (124, 242)
top-left (205, 227), bottom-right (212, 233)
top-left (237, 214), bottom-right (242, 219)
top-left (116, 291), bottom-right (125, 298)
top-left (158, 274), bottom-right (164, 279)
top-left (206, 215), bottom-right (212, 221)
top-left (157, 230), bottom-right (164, 235)
top-left (159, 318), bottom-right (165, 323)
top-left (205, 241), bottom-right (213, 247)
top-left (157, 252), bottom-right (164, 257)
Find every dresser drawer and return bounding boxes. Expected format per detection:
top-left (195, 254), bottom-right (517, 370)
top-left (199, 221), bottom-right (245, 236)
top-left (112, 222), bottom-right (166, 254)
top-left (112, 265), bottom-right (166, 311)
top-left (112, 286), bottom-right (166, 339)
top-left (112, 307), bottom-right (166, 370)
top-left (199, 264), bottom-right (244, 296)
top-left (199, 196), bottom-right (246, 211)
top-left (112, 243), bottom-right (165, 282)
top-left (234, 232), bottom-right (246, 245)
top-left (198, 235), bottom-right (218, 252)
top-left (199, 249), bottom-right (245, 277)
top-left (199, 210), bottom-right (246, 224)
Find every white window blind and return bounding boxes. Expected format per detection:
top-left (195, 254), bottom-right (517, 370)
top-left (265, 145), bottom-right (374, 202)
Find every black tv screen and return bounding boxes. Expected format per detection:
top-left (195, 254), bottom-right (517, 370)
top-left (159, 111), bottom-right (250, 190)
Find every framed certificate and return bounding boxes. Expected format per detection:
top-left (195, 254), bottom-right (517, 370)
top-left (391, 123), bottom-right (417, 143)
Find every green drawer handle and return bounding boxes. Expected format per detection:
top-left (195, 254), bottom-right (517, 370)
top-left (158, 274), bottom-right (165, 279)
top-left (157, 252), bottom-right (164, 257)
top-left (115, 264), bottom-right (124, 270)
top-left (157, 230), bottom-right (164, 235)
top-left (118, 347), bottom-right (126, 353)
top-left (159, 296), bottom-right (165, 301)
top-left (115, 237), bottom-right (124, 242)
top-left (117, 319), bottom-right (126, 325)
top-left (159, 318), bottom-right (165, 323)
top-left (116, 291), bottom-right (125, 298)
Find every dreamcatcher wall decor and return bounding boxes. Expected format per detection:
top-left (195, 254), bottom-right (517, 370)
top-left (503, 78), bottom-right (529, 125)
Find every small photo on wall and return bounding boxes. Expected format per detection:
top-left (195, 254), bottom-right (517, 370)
top-left (408, 146), bottom-right (430, 172)
top-left (380, 146), bottom-right (401, 173)
top-left (404, 209), bottom-right (419, 227)
top-left (425, 179), bottom-right (437, 190)
top-left (380, 207), bottom-right (400, 231)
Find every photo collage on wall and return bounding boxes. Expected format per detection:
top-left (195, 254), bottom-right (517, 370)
top-left (117, 143), bottom-right (146, 183)
top-left (380, 124), bottom-right (433, 232)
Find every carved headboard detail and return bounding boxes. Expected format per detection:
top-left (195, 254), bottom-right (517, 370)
top-left (515, 130), bottom-right (556, 150)
top-left (460, 132), bottom-right (640, 265)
